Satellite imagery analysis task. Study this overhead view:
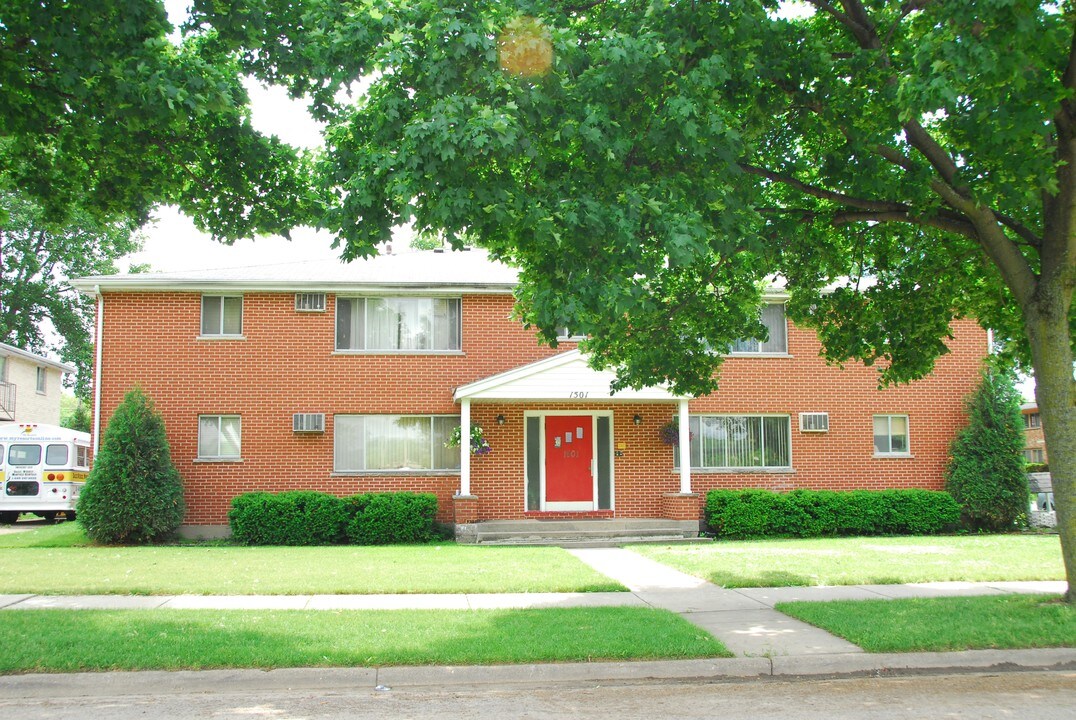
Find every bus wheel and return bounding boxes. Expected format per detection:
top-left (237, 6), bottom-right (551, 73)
top-left (0, 512), bottom-right (18, 524)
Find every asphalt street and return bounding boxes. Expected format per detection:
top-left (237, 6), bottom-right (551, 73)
top-left (1, 671), bottom-right (1073, 719)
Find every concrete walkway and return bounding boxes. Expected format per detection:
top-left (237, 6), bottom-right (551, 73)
top-left (0, 546), bottom-right (1068, 661)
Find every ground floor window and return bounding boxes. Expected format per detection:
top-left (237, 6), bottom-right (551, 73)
top-left (678, 414), bottom-right (792, 470)
top-left (1024, 448), bottom-right (1045, 464)
top-left (198, 415), bottom-right (242, 460)
top-left (334, 414), bottom-right (460, 472)
top-left (873, 415), bottom-right (909, 455)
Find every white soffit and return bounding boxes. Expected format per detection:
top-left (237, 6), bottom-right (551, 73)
top-left (454, 350), bottom-right (690, 402)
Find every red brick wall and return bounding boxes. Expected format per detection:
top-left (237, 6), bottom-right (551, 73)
top-left (96, 291), bottom-right (986, 524)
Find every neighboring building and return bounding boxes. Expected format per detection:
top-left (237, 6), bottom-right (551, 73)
top-left (0, 342), bottom-right (75, 426)
top-left (1021, 402), bottom-right (1048, 465)
top-left (72, 249), bottom-right (988, 537)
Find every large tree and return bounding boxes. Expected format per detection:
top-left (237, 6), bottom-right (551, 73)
top-left (0, 0), bottom-right (319, 238)
top-left (0, 190), bottom-right (140, 398)
top-left (186, 1), bottom-right (1076, 599)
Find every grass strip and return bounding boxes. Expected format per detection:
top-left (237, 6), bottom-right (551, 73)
top-left (631, 535), bottom-right (1063, 587)
top-left (0, 544), bottom-right (625, 594)
top-left (776, 594), bottom-right (1076, 652)
top-left (0, 607), bottom-right (729, 673)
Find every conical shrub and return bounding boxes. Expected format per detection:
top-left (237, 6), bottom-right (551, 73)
top-left (944, 369), bottom-right (1028, 531)
top-left (77, 388), bottom-right (185, 543)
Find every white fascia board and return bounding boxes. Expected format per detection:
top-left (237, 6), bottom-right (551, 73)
top-left (0, 342), bottom-right (76, 374)
top-left (68, 278), bottom-right (517, 296)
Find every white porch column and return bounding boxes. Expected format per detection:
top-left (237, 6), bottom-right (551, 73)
top-left (678, 399), bottom-right (692, 494)
top-left (459, 398), bottom-right (471, 496)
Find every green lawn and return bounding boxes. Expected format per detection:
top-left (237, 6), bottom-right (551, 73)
top-left (777, 594), bottom-right (1076, 652)
top-left (0, 607), bottom-right (729, 673)
top-left (631, 535), bottom-right (1064, 587)
top-left (0, 524), bottom-right (624, 595)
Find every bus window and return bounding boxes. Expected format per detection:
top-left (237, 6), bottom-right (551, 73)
top-left (45, 444), bottom-right (69, 466)
top-left (8, 445), bottom-right (41, 465)
top-left (76, 445), bottom-right (89, 468)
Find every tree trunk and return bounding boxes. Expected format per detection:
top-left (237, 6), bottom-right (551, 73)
top-left (1025, 289), bottom-right (1076, 603)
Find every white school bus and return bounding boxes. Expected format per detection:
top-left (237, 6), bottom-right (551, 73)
top-left (0, 423), bottom-right (90, 523)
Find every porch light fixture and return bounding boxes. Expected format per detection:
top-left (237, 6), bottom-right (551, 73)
top-left (496, 414), bottom-right (506, 425)
top-left (633, 414), bottom-right (642, 426)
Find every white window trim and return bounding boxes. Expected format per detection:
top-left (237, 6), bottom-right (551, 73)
top-left (873, 414), bottom-right (912, 457)
top-left (676, 413), bottom-right (794, 472)
top-left (335, 296), bottom-right (463, 353)
top-left (199, 295), bottom-right (244, 338)
top-left (197, 414), bottom-right (242, 461)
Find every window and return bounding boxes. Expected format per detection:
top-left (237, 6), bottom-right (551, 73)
top-left (201, 295), bottom-right (243, 336)
top-left (334, 415), bottom-right (460, 472)
top-left (44, 444), bottom-right (69, 466)
top-left (8, 444), bottom-right (42, 466)
top-left (1025, 412), bottom-right (1041, 429)
top-left (336, 297), bottom-right (461, 351)
top-left (730, 303), bottom-right (788, 354)
top-left (0, 355), bottom-right (7, 381)
top-left (873, 415), bottom-right (909, 455)
top-left (556, 327), bottom-right (586, 341)
top-left (36, 367), bottom-right (46, 393)
top-left (677, 415), bottom-right (792, 470)
top-left (198, 415), bottom-right (242, 459)
top-left (75, 445), bottom-right (90, 468)
top-left (295, 293), bottom-right (326, 312)
top-left (1024, 448), bottom-right (1045, 464)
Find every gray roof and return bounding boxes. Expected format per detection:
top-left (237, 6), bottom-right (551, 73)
top-left (0, 342), bottom-right (76, 374)
top-left (70, 248), bottom-right (519, 294)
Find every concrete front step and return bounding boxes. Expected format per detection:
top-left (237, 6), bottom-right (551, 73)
top-left (458, 519), bottom-right (701, 546)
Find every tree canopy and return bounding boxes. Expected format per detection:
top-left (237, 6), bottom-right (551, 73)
top-left (0, 189), bottom-right (140, 398)
top-left (0, 0), bottom-right (319, 238)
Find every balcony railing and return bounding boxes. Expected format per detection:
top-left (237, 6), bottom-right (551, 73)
top-left (0, 381), bottom-right (14, 422)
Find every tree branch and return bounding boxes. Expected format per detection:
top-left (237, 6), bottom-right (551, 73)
top-left (739, 163), bottom-right (907, 213)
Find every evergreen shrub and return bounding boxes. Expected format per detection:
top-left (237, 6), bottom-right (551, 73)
top-left (228, 491), bottom-right (348, 545)
top-left (705, 488), bottom-right (960, 539)
top-left (345, 492), bottom-right (439, 545)
top-left (77, 388), bottom-right (185, 543)
top-left (944, 370), bottom-right (1029, 531)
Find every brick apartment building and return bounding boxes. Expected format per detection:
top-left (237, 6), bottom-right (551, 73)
top-left (73, 249), bottom-right (988, 537)
top-left (1022, 403), bottom-right (1048, 465)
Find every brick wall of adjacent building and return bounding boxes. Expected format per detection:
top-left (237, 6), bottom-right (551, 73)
top-left (96, 291), bottom-right (987, 526)
top-left (1022, 407), bottom-right (1048, 464)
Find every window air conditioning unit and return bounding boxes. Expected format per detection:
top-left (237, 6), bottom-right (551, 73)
top-left (799, 412), bottom-right (829, 432)
top-left (293, 413), bottom-right (326, 433)
top-left (295, 293), bottom-right (326, 312)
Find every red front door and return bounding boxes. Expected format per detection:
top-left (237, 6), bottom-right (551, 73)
top-left (545, 415), bottom-right (594, 503)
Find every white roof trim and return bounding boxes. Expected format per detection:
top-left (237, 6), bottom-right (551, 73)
top-left (0, 342), bottom-right (76, 374)
top-left (454, 350), bottom-right (690, 402)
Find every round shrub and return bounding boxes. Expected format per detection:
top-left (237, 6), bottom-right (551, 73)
top-left (77, 388), bottom-right (185, 544)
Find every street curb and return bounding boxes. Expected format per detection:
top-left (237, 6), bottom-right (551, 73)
top-left (0, 649), bottom-right (1072, 699)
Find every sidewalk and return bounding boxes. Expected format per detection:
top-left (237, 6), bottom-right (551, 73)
top-left (0, 547), bottom-right (1069, 666)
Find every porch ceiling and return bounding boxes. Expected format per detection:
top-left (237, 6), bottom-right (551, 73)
top-left (454, 350), bottom-right (690, 403)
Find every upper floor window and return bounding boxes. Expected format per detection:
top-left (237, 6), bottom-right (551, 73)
top-left (730, 303), bottom-right (788, 354)
top-left (677, 414), bottom-right (792, 470)
top-left (873, 415), bottom-right (910, 455)
top-left (336, 297), bottom-right (461, 352)
top-left (35, 367), bottom-right (46, 394)
top-left (0, 355), bottom-right (7, 381)
top-left (201, 295), bottom-right (243, 336)
top-left (1025, 412), bottom-right (1041, 429)
top-left (334, 414), bottom-right (460, 472)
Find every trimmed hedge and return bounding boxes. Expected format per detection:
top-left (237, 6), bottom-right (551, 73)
top-left (704, 489), bottom-right (961, 539)
top-left (228, 490), bottom-right (438, 545)
top-left (229, 491), bottom-right (348, 545)
top-left (345, 492), bottom-right (439, 545)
